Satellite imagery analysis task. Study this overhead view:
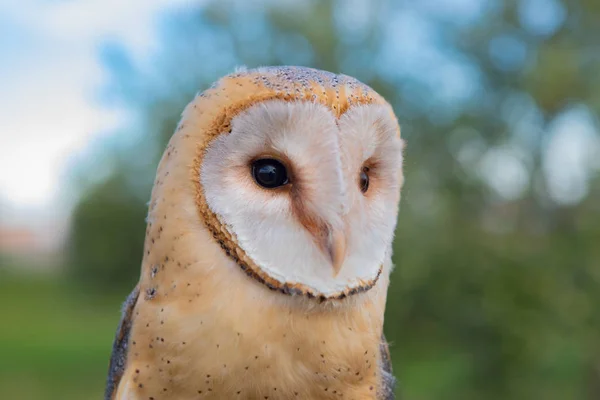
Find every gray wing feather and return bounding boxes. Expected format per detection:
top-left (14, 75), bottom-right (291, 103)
top-left (104, 285), bottom-right (140, 400)
top-left (379, 333), bottom-right (397, 400)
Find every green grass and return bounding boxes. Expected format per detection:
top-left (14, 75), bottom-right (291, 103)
top-left (0, 273), bottom-right (123, 400)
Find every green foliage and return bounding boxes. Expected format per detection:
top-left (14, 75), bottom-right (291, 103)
top-left (67, 174), bottom-right (147, 290)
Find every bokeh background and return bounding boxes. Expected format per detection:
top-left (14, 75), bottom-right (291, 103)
top-left (1, 0), bottom-right (599, 399)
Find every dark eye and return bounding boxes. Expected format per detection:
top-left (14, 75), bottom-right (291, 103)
top-left (252, 158), bottom-right (289, 189)
top-left (360, 166), bottom-right (370, 193)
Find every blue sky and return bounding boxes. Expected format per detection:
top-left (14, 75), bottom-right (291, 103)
top-left (0, 0), bottom-right (196, 225)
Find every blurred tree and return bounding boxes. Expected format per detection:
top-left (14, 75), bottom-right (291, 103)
top-left (67, 0), bottom-right (600, 398)
top-left (67, 173), bottom-right (146, 290)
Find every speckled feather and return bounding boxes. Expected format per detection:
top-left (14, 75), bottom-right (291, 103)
top-left (105, 290), bottom-right (396, 399)
top-left (104, 66), bottom-right (401, 400)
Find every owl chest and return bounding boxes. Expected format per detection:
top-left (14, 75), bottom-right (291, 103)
top-left (125, 303), bottom-right (382, 399)
top-left (185, 328), bottom-right (381, 399)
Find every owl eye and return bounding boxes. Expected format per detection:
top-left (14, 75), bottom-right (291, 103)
top-left (359, 166), bottom-right (370, 193)
top-left (252, 158), bottom-right (289, 189)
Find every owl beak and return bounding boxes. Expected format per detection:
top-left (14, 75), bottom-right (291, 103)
top-left (328, 229), bottom-right (346, 277)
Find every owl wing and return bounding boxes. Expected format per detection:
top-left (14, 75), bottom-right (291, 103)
top-left (104, 285), bottom-right (140, 400)
top-left (379, 333), bottom-right (397, 400)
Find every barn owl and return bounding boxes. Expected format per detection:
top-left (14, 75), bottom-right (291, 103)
top-left (104, 66), bottom-right (404, 400)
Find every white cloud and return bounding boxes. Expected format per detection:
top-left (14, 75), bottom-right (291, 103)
top-left (0, 0), bottom-right (201, 216)
top-left (0, 0), bottom-right (197, 56)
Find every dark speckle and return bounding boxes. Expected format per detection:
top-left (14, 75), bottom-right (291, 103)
top-left (145, 288), bottom-right (156, 300)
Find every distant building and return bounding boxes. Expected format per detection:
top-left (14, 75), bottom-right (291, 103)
top-left (0, 227), bottom-right (38, 253)
top-left (0, 224), bottom-right (65, 271)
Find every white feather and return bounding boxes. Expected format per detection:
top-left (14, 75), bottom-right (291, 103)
top-left (201, 100), bottom-right (403, 297)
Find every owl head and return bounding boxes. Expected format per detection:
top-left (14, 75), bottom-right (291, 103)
top-left (145, 66), bottom-right (404, 305)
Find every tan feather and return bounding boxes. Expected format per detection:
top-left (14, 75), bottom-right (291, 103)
top-left (106, 66), bottom-right (403, 399)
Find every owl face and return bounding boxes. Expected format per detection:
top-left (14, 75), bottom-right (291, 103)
top-left (200, 99), bottom-right (403, 299)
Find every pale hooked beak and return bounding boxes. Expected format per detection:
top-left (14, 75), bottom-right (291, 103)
top-left (327, 229), bottom-right (346, 277)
